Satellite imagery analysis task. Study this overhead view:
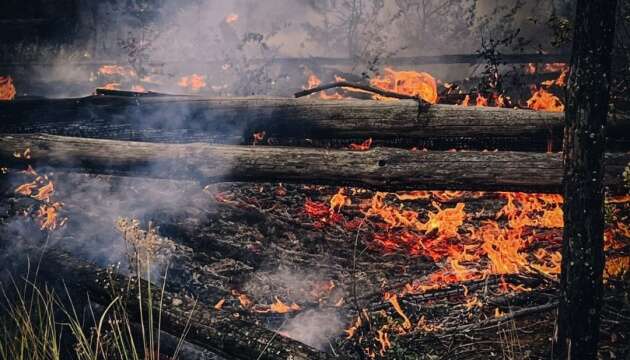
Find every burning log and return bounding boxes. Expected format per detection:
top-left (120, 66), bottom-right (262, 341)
top-left (1, 95), bottom-right (629, 151)
top-left (1, 134), bottom-right (629, 194)
top-left (35, 249), bottom-right (335, 360)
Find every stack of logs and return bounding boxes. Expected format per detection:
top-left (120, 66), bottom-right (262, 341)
top-left (1, 93), bottom-right (629, 193)
top-left (1, 91), bottom-right (630, 359)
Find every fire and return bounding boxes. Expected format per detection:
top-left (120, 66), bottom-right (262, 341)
top-left (131, 85), bottom-right (147, 93)
top-left (0, 76), bottom-right (16, 100)
top-left (306, 188), bottom-right (630, 299)
top-left (370, 68), bottom-right (438, 104)
top-left (37, 203), bottom-right (64, 231)
top-left (543, 63), bottom-right (568, 73)
top-left (330, 188), bottom-right (349, 212)
top-left (460, 95), bottom-right (470, 106)
top-left (305, 74), bottom-right (345, 100)
top-left (225, 13), bottom-right (239, 24)
top-left (542, 68), bottom-right (569, 88)
top-left (101, 83), bottom-right (121, 91)
top-left (98, 65), bottom-right (137, 77)
top-left (527, 87), bottom-right (565, 112)
top-left (214, 298), bottom-right (225, 310)
top-left (178, 74), bottom-right (207, 91)
top-left (15, 181), bottom-right (38, 196)
top-left (384, 292), bottom-right (412, 331)
top-left (375, 327), bottom-right (392, 356)
top-left (349, 138), bottom-right (373, 151)
top-left (269, 297), bottom-right (301, 313)
top-left (475, 94), bottom-right (489, 107)
top-left (32, 180), bottom-right (55, 202)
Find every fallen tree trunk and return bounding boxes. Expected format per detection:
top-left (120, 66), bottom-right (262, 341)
top-left (36, 249), bottom-right (335, 360)
top-left (1, 134), bottom-right (629, 194)
top-left (1, 95), bottom-right (629, 151)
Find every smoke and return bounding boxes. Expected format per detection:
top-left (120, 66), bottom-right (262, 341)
top-left (3, 0), bottom-right (564, 98)
top-left (0, 169), bottom-right (208, 275)
top-left (240, 266), bottom-right (346, 351)
top-left (282, 309), bottom-right (345, 351)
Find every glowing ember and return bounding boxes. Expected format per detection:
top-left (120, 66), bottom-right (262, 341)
top-left (370, 68), bottom-right (438, 104)
top-left (178, 74), bottom-right (207, 91)
top-left (0, 76), bottom-right (16, 100)
top-left (527, 87), bottom-right (565, 112)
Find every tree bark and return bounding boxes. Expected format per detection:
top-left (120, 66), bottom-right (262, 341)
top-left (554, 0), bottom-right (618, 358)
top-left (35, 249), bottom-right (336, 360)
top-left (1, 95), bottom-right (629, 151)
top-left (1, 134), bottom-right (629, 194)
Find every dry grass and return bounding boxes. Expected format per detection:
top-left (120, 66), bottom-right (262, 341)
top-left (0, 233), bottom-right (188, 360)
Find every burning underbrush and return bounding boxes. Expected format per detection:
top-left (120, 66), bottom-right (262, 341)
top-left (304, 62), bottom-right (569, 114)
top-left (3, 159), bottom-right (629, 358)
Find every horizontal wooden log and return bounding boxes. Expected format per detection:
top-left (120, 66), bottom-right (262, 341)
top-left (1, 134), bottom-right (628, 194)
top-left (36, 249), bottom-right (335, 360)
top-left (1, 95), bottom-right (629, 151)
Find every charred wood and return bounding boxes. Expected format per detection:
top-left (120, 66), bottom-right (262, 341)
top-left (1, 96), bottom-right (630, 151)
top-left (1, 134), bottom-right (629, 194)
top-left (36, 249), bottom-right (337, 360)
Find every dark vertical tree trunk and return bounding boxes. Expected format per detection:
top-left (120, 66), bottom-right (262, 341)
top-left (554, 0), bottom-right (618, 358)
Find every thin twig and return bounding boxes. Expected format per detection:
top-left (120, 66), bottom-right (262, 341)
top-left (294, 81), bottom-right (432, 109)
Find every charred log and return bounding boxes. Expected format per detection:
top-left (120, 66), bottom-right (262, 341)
top-left (1, 96), bottom-right (630, 151)
top-left (1, 134), bottom-right (629, 194)
top-left (35, 249), bottom-right (335, 360)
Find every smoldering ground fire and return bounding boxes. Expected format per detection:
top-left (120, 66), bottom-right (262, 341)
top-left (1, 0), bottom-right (630, 359)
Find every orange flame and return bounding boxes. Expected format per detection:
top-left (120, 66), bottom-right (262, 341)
top-left (384, 292), bottom-right (412, 331)
top-left (370, 68), bottom-right (438, 104)
top-left (101, 83), bottom-right (121, 91)
top-left (178, 74), bottom-right (207, 91)
top-left (37, 202), bottom-right (64, 231)
top-left (349, 138), bottom-right (373, 151)
top-left (0, 76), bottom-right (16, 100)
top-left (225, 13), bottom-right (239, 24)
top-left (306, 74), bottom-right (345, 100)
top-left (330, 188), bottom-right (349, 213)
top-left (475, 94), bottom-right (489, 107)
top-left (269, 297), bottom-right (301, 313)
top-left (98, 65), bottom-right (136, 78)
top-left (527, 87), bottom-right (565, 112)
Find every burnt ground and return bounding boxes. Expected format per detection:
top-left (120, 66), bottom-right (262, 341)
top-left (1, 169), bottom-right (629, 359)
